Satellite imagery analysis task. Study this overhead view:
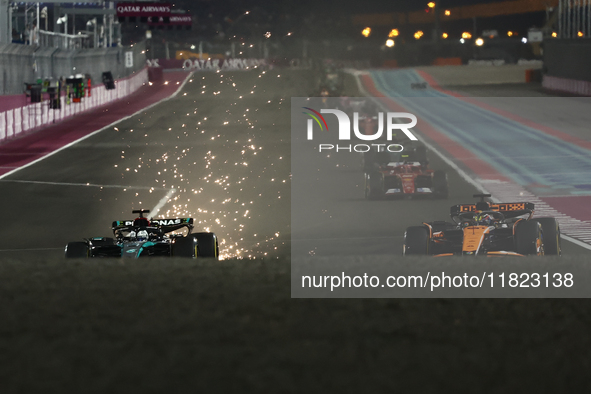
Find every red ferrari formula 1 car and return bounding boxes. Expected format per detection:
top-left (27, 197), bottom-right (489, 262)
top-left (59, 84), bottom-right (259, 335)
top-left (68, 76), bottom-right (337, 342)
top-left (403, 194), bottom-right (562, 257)
top-left (363, 142), bottom-right (448, 200)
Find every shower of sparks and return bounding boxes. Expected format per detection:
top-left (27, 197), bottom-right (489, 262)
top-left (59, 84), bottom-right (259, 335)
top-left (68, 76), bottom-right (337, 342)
top-left (111, 69), bottom-right (289, 259)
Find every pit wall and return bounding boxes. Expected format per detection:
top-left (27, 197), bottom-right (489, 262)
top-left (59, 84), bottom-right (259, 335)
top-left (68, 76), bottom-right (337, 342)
top-left (0, 67), bottom-right (148, 141)
top-left (542, 38), bottom-right (591, 95)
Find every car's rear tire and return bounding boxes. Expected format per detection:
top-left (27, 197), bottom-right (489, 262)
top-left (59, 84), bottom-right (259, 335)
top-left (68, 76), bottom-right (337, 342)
top-left (192, 232), bottom-right (219, 259)
top-left (65, 242), bottom-right (89, 258)
top-left (365, 172), bottom-right (383, 200)
top-left (172, 237), bottom-right (197, 258)
top-left (514, 220), bottom-right (543, 256)
top-left (404, 226), bottom-right (430, 255)
top-left (432, 170), bottom-right (448, 199)
top-left (532, 217), bottom-right (561, 256)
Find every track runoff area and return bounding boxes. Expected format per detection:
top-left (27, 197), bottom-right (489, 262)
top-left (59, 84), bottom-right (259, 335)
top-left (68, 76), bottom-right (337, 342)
top-left (292, 70), bottom-right (591, 298)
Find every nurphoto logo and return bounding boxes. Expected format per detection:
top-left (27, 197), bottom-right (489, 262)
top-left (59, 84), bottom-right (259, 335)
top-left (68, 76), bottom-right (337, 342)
top-left (303, 107), bottom-right (418, 153)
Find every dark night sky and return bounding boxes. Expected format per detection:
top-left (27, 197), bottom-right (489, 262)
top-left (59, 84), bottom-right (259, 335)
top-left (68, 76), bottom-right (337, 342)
top-left (178, 0), bottom-right (506, 16)
top-left (173, 0), bottom-right (546, 38)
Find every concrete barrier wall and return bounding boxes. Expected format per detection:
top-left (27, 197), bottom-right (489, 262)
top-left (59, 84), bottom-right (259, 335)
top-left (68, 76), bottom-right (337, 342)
top-left (543, 38), bottom-right (591, 95)
top-left (0, 67), bottom-right (148, 142)
top-left (544, 38), bottom-right (591, 82)
top-left (0, 41), bottom-right (146, 95)
top-left (414, 64), bottom-right (542, 86)
top-left (542, 75), bottom-right (591, 95)
top-left (0, 44), bottom-right (37, 95)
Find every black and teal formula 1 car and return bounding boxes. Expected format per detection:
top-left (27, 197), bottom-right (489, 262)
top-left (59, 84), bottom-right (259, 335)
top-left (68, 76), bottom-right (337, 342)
top-left (65, 209), bottom-right (219, 259)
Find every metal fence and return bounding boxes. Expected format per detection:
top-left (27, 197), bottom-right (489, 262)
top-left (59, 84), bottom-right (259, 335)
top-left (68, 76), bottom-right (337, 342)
top-left (558, 0), bottom-right (591, 38)
top-left (0, 41), bottom-right (146, 95)
top-left (38, 30), bottom-right (92, 50)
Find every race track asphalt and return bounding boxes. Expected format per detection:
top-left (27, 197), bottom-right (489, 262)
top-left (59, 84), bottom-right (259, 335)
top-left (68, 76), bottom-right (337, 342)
top-left (0, 69), bottom-right (296, 259)
top-left (1, 69), bottom-right (586, 258)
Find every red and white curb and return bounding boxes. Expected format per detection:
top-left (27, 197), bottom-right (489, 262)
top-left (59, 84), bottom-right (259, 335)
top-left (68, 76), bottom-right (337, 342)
top-left (543, 75), bottom-right (591, 96)
top-left (479, 179), bottom-right (591, 250)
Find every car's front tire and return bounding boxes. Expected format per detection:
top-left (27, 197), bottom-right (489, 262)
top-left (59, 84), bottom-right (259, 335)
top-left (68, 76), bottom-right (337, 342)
top-left (65, 242), bottom-right (89, 258)
top-left (404, 226), bottom-right (430, 255)
top-left (432, 170), bottom-right (449, 199)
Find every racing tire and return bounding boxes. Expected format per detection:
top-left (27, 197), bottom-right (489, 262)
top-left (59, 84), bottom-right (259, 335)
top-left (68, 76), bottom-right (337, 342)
top-left (432, 170), bottom-right (449, 199)
top-left (514, 220), bottom-right (544, 256)
top-left (192, 232), bottom-right (219, 260)
top-left (404, 226), bottom-right (430, 255)
top-left (532, 217), bottom-right (561, 256)
top-left (365, 172), bottom-right (383, 200)
top-left (65, 242), bottom-right (89, 258)
top-left (90, 237), bottom-right (116, 246)
top-left (172, 236), bottom-right (197, 258)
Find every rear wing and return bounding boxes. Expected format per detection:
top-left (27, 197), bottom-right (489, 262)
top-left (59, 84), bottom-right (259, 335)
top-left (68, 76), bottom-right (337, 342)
top-left (151, 218), bottom-right (194, 233)
top-left (450, 202), bottom-right (535, 219)
top-left (112, 218), bottom-right (194, 233)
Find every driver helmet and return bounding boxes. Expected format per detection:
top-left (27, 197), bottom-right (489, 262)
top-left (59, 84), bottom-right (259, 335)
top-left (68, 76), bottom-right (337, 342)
top-left (133, 217), bottom-right (150, 227)
top-left (128, 231), bottom-right (137, 239)
top-left (137, 230), bottom-right (149, 241)
top-left (475, 212), bottom-right (495, 226)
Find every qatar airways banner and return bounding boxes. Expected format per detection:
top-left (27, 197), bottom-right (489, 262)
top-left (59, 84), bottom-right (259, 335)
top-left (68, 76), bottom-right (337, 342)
top-left (148, 14), bottom-right (192, 26)
top-left (147, 58), bottom-right (267, 71)
top-left (116, 2), bottom-right (171, 17)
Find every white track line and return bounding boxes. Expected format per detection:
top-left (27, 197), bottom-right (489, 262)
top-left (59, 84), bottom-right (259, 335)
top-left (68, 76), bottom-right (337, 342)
top-left (0, 71), bottom-right (194, 181)
top-left (0, 247), bottom-right (64, 252)
top-left (0, 179), bottom-right (169, 190)
top-left (351, 70), bottom-right (591, 251)
top-left (150, 188), bottom-right (176, 218)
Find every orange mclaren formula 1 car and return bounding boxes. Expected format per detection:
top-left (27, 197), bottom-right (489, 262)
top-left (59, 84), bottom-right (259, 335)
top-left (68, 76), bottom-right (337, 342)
top-left (403, 194), bottom-right (561, 257)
